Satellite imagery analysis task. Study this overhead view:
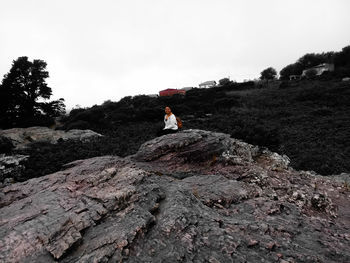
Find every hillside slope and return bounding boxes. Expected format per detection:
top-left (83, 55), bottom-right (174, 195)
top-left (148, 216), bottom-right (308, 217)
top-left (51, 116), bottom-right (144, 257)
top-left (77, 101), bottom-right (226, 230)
top-left (58, 80), bottom-right (350, 176)
top-left (3, 80), bottom-right (349, 182)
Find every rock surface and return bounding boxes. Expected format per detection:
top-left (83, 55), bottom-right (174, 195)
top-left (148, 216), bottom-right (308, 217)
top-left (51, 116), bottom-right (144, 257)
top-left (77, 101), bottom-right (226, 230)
top-left (0, 126), bottom-right (102, 150)
top-left (0, 154), bottom-right (29, 183)
top-left (1, 129), bottom-right (349, 262)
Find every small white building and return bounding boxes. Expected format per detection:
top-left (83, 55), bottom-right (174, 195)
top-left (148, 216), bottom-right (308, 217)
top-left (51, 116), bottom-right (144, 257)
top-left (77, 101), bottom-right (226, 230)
top-left (147, 94), bottom-right (158, 98)
top-left (181, 87), bottom-right (194, 91)
top-left (302, 63), bottom-right (335, 77)
top-left (199, 80), bottom-right (216, 89)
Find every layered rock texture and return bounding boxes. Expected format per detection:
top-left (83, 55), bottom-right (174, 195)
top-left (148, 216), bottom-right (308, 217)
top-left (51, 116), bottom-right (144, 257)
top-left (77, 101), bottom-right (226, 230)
top-left (0, 154), bottom-right (29, 183)
top-left (0, 126), bottom-right (102, 150)
top-left (1, 129), bottom-right (349, 262)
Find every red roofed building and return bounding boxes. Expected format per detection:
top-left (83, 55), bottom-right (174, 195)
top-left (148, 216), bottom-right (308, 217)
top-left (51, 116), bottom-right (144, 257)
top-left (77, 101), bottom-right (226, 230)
top-left (159, 88), bottom-right (186, 97)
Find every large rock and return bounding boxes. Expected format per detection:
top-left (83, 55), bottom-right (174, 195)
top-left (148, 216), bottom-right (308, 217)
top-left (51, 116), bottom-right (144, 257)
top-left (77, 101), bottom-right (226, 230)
top-left (0, 130), bottom-right (349, 262)
top-left (134, 129), bottom-right (259, 163)
top-left (133, 129), bottom-right (290, 176)
top-left (0, 126), bottom-right (102, 150)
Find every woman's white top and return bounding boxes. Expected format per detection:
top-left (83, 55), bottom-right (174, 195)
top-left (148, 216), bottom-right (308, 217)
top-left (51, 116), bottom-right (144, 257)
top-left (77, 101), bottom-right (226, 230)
top-left (164, 114), bottom-right (178, 130)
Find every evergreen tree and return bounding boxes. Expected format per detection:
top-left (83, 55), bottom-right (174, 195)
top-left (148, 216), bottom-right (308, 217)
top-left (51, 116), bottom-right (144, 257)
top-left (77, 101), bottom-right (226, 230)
top-left (0, 57), bottom-right (65, 128)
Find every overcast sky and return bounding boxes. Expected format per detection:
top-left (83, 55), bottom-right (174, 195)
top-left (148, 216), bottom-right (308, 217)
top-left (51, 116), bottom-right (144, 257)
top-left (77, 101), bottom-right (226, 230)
top-left (1, 0), bottom-right (349, 109)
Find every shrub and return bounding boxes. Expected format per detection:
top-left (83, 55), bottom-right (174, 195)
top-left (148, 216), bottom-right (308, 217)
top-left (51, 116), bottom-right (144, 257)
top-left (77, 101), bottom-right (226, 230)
top-left (65, 120), bottom-right (91, 130)
top-left (0, 136), bottom-right (14, 154)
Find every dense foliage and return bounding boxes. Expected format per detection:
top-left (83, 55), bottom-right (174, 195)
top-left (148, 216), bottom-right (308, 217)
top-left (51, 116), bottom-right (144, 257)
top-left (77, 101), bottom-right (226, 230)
top-left (0, 57), bottom-right (66, 128)
top-left (15, 79), bottom-right (350, 180)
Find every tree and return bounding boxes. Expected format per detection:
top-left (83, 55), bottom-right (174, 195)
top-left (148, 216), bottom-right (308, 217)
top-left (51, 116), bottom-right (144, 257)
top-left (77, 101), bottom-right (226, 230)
top-left (297, 53), bottom-right (325, 69)
top-left (260, 67), bottom-right (277, 80)
top-left (279, 63), bottom-right (304, 80)
top-left (0, 56), bottom-right (66, 128)
top-left (219, 78), bottom-right (233, 86)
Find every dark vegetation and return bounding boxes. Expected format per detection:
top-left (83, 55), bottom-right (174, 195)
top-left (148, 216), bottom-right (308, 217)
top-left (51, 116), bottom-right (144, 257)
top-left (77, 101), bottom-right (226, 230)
top-left (0, 136), bottom-right (14, 154)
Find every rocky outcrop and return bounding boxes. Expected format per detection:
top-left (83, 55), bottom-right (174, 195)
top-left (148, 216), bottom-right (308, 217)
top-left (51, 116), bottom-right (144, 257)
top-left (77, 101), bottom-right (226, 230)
top-left (0, 154), bottom-right (29, 184)
top-left (0, 126), bottom-right (102, 150)
top-left (1, 129), bottom-right (349, 262)
top-left (134, 129), bottom-right (290, 171)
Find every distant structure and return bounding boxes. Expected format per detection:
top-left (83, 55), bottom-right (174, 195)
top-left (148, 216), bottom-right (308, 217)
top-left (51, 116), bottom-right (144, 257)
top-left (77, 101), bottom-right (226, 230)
top-left (302, 63), bottom-right (334, 77)
top-left (199, 80), bottom-right (216, 89)
top-left (181, 87), bottom-right (194, 91)
top-left (159, 88), bottom-right (186, 97)
top-left (147, 94), bottom-right (158, 98)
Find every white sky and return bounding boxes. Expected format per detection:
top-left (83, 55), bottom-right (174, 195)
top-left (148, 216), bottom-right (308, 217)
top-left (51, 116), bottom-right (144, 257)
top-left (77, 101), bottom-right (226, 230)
top-left (1, 0), bottom-right (349, 109)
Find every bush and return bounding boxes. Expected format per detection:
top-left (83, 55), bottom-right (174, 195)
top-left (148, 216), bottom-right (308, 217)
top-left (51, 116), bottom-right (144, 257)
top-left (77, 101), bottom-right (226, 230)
top-left (65, 120), bottom-right (91, 130)
top-left (0, 136), bottom-right (14, 154)
top-left (279, 81), bottom-right (289, 89)
top-left (334, 67), bottom-right (350, 78)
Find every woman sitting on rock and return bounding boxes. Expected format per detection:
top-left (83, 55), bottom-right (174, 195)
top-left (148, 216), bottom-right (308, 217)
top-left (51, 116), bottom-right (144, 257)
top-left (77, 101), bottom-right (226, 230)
top-left (157, 106), bottom-right (178, 136)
